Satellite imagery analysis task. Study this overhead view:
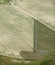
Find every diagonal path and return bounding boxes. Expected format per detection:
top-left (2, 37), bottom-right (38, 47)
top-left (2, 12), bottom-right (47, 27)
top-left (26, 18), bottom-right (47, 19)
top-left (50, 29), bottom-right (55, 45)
top-left (11, 4), bottom-right (55, 31)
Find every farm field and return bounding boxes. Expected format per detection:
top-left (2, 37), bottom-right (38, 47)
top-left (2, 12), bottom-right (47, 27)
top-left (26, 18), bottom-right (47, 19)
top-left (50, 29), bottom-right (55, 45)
top-left (35, 20), bottom-right (55, 52)
top-left (0, 5), bottom-right (34, 58)
top-left (0, 0), bottom-right (55, 61)
top-left (15, 0), bottom-right (55, 30)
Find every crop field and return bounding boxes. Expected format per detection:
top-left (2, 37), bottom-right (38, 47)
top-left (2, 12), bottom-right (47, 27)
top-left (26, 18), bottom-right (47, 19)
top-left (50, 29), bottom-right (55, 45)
top-left (15, 0), bottom-right (55, 30)
top-left (35, 20), bottom-right (55, 52)
top-left (14, 0), bottom-right (55, 52)
top-left (0, 4), bottom-right (34, 58)
top-left (0, 0), bottom-right (55, 61)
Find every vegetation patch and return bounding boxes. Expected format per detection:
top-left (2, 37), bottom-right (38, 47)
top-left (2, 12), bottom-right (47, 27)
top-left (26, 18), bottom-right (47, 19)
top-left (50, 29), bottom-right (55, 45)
top-left (0, 54), bottom-right (55, 65)
top-left (0, 0), bottom-right (12, 4)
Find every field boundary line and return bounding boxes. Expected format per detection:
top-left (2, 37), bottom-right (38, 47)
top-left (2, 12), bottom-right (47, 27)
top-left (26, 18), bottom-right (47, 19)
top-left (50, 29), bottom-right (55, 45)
top-left (11, 4), bottom-right (55, 31)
